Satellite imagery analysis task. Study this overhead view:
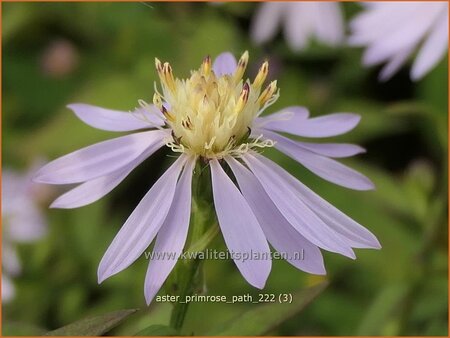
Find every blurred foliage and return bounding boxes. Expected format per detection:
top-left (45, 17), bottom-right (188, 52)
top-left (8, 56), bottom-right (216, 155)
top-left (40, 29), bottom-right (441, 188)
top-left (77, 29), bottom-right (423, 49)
top-left (2, 2), bottom-right (448, 336)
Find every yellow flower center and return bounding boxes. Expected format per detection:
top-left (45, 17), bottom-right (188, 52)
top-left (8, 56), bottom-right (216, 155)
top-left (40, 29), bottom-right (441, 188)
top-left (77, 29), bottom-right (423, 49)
top-left (152, 52), bottom-right (278, 159)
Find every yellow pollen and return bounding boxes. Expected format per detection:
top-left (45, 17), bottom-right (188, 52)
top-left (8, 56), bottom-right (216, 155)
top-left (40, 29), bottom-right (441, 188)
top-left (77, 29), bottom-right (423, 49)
top-left (153, 52), bottom-right (278, 159)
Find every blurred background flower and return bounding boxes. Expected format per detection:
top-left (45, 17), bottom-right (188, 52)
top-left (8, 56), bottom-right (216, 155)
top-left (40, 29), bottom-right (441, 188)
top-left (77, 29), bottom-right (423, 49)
top-left (349, 1), bottom-right (448, 81)
top-left (2, 163), bottom-right (51, 303)
top-left (250, 2), bottom-right (344, 51)
top-left (2, 2), bottom-right (448, 336)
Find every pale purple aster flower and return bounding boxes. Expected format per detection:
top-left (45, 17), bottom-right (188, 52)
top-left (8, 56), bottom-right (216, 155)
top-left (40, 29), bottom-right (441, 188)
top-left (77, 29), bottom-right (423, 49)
top-left (250, 2), bottom-right (345, 51)
top-left (349, 1), bottom-right (448, 81)
top-left (2, 166), bottom-right (48, 303)
top-left (34, 52), bottom-right (380, 304)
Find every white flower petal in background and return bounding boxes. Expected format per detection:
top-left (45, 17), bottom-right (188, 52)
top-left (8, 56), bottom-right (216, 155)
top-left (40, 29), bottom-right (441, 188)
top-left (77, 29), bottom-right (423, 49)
top-left (2, 165), bottom-right (50, 303)
top-left (349, 1), bottom-right (448, 81)
top-left (251, 2), bottom-right (345, 51)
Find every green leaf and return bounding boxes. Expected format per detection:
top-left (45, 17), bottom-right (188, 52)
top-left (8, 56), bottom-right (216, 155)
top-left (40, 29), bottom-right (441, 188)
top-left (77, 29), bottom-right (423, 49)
top-left (357, 284), bottom-right (410, 336)
top-left (134, 324), bottom-right (178, 336)
top-left (45, 309), bottom-right (138, 336)
top-left (207, 281), bottom-right (328, 336)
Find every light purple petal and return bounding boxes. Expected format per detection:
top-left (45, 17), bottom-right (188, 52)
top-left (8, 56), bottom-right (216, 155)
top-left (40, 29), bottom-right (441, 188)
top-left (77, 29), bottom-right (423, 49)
top-left (213, 52), bottom-right (237, 77)
top-left (144, 157), bottom-right (195, 304)
top-left (98, 155), bottom-right (187, 283)
top-left (260, 112), bottom-right (361, 138)
top-left (50, 137), bottom-right (165, 209)
top-left (289, 176), bottom-right (381, 249)
top-left (254, 128), bottom-right (365, 158)
top-left (263, 130), bottom-right (374, 190)
top-left (255, 106), bottom-right (309, 129)
top-left (68, 103), bottom-right (163, 132)
top-left (243, 153), bottom-right (356, 259)
top-left (34, 130), bottom-right (168, 184)
top-left (250, 2), bottom-right (285, 45)
top-left (411, 11), bottom-right (448, 80)
top-left (226, 156), bottom-right (326, 275)
top-left (210, 159), bottom-right (271, 289)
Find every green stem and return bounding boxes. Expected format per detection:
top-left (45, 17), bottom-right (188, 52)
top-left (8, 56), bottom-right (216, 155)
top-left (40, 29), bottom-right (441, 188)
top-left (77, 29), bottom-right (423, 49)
top-left (168, 161), bottom-right (216, 331)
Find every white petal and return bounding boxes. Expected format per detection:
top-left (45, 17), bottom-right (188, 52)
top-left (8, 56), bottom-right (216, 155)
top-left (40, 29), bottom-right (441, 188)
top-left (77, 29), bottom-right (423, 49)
top-left (144, 157), bottom-right (195, 304)
top-left (2, 276), bottom-right (15, 303)
top-left (284, 3), bottom-right (312, 51)
top-left (412, 11), bottom-right (448, 80)
top-left (243, 153), bottom-right (356, 259)
top-left (68, 103), bottom-right (163, 131)
top-left (34, 130), bottom-right (168, 184)
top-left (50, 137), bottom-right (165, 209)
top-left (226, 156), bottom-right (326, 275)
top-left (362, 4), bottom-right (443, 66)
top-left (378, 45), bottom-right (415, 81)
top-left (250, 2), bottom-right (285, 45)
top-left (312, 2), bottom-right (344, 46)
top-left (210, 159), bottom-right (271, 289)
top-left (98, 155), bottom-right (187, 283)
top-left (263, 130), bottom-right (374, 190)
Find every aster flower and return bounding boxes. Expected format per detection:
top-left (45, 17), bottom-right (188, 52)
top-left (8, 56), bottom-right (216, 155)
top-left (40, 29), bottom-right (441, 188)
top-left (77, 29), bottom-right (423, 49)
top-left (250, 2), bottom-right (345, 51)
top-left (34, 51), bottom-right (380, 304)
top-left (349, 1), bottom-right (448, 81)
top-left (2, 166), bottom-right (48, 303)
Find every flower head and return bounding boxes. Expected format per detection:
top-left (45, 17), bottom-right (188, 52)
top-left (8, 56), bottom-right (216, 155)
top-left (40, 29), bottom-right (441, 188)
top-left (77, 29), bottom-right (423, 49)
top-left (153, 52), bottom-right (277, 158)
top-left (349, 2), bottom-right (448, 81)
top-left (34, 52), bottom-right (380, 304)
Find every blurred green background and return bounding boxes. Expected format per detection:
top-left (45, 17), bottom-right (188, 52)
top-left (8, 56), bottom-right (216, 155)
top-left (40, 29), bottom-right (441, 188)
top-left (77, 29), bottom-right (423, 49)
top-left (2, 2), bottom-right (448, 336)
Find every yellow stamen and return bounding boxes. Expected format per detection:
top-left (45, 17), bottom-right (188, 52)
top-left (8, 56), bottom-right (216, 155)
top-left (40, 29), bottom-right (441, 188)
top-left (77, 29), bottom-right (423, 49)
top-left (258, 80), bottom-right (277, 105)
top-left (233, 51), bottom-right (249, 82)
top-left (253, 61), bottom-right (269, 88)
top-left (201, 55), bottom-right (212, 76)
top-left (235, 82), bottom-right (250, 114)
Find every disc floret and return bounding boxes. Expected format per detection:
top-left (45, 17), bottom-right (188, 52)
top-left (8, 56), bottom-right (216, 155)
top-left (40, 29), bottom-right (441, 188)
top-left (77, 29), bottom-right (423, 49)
top-left (153, 52), bottom-right (278, 159)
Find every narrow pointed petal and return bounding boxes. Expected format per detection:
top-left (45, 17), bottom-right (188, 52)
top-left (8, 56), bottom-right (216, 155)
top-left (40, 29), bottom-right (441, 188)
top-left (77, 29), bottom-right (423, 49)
top-left (378, 45), bottom-right (414, 81)
top-left (226, 156), bottom-right (326, 275)
top-left (263, 130), bottom-right (374, 190)
top-left (144, 157), bottom-right (195, 304)
top-left (50, 139), bottom-right (165, 209)
top-left (261, 112), bottom-right (361, 138)
top-left (34, 130), bottom-right (168, 184)
top-left (98, 155), bottom-right (186, 283)
top-left (68, 103), bottom-right (163, 131)
top-left (411, 12), bottom-right (448, 80)
top-left (290, 176), bottom-right (381, 249)
top-left (254, 128), bottom-right (365, 158)
top-left (210, 159), bottom-right (271, 288)
top-left (213, 52), bottom-right (238, 77)
top-left (243, 153), bottom-right (356, 259)
top-left (255, 106), bottom-right (309, 128)
top-left (362, 4), bottom-right (443, 66)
